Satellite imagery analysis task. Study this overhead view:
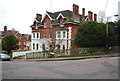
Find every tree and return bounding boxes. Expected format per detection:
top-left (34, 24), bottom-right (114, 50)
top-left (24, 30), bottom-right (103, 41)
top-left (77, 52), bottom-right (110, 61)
top-left (40, 29), bottom-right (63, 57)
top-left (107, 22), bottom-right (117, 46)
top-left (75, 21), bottom-right (116, 47)
top-left (2, 35), bottom-right (19, 58)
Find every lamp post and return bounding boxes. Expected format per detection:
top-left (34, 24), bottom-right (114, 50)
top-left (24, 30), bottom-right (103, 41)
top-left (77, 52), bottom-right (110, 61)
top-left (114, 15), bottom-right (119, 21)
top-left (106, 17), bottom-right (110, 48)
top-left (106, 15), bottom-right (118, 48)
top-left (114, 15), bottom-right (119, 46)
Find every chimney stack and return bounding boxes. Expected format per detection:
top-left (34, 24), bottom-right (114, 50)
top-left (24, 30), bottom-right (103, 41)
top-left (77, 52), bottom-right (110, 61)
top-left (73, 4), bottom-right (79, 14)
top-left (4, 26), bottom-right (7, 32)
top-left (88, 11), bottom-right (93, 21)
top-left (82, 8), bottom-right (85, 17)
top-left (94, 14), bottom-right (97, 21)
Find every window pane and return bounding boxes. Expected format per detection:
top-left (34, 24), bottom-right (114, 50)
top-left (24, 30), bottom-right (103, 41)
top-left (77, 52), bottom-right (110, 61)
top-left (43, 34), bottom-right (46, 38)
top-left (44, 22), bottom-right (46, 28)
top-left (33, 43), bottom-right (35, 50)
top-left (37, 33), bottom-right (39, 38)
top-left (49, 33), bottom-right (52, 38)
top-left (63, 31), bottom-right (66, 38)
top-left (33, 33), bottom-right (35, 38)
top-left (57, 31), bottom-right (61, 38)
top-left (36, 44), bottom-right (39, 50)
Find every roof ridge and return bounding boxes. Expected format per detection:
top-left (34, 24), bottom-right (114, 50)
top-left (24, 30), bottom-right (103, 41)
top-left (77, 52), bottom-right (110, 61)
top-left (46, 11), bottom-right (53, 14)
top-left (47, 10), bottom-right (72, 14)
top-left (53, 10), bottom-right (72, 13)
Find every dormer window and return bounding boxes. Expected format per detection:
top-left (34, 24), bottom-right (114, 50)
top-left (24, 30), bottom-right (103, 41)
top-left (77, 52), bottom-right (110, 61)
top-left (50, 22), bottom-right (52, 28)
top-left (60, 19), bottom-right (63, 27)
top-left (44, 22), bottom-right (46, 28)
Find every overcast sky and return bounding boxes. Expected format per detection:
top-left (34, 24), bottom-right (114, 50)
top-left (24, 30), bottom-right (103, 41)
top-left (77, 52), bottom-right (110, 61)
top-left (0, 0), bottom-right (119, 34)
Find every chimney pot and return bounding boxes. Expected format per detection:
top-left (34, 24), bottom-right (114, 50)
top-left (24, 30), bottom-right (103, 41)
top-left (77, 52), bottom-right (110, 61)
top-left (88, 11), bottom-right (93, 21)
top-left (82, 8), bottom-right (85, 17)
top-left (4, 26), bottom-right (7, 32)
top-left (94, 14), bottom-right (97, 21)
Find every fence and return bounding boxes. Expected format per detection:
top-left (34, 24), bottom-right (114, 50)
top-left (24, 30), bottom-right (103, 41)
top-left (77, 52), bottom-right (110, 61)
top-left (26, 46), bottom-right (119, 59)
top-left (12, 51), bottom-right (33, 58)
top-left (72, 46), bottom-right (119, 54)
top-left (26, 51), bottom-right (47, 59)
top-left (26, 49), bottom-right (72, 59)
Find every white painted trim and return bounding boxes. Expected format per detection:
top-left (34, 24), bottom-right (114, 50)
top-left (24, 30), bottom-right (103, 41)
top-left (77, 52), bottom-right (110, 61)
top-left (56, 13), bottom-right (65, 19)
top-left (15, 32), bottom-right (21, 38)
top-left (41, 12), bottom-right (54, 22)
top-left (85, 16), bottom-right (89, 21)
top-left (34, 18), bottom-right (38, 22)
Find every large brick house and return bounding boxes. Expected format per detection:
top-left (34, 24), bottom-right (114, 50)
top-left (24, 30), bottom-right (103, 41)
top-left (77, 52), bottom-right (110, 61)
top-left (30, 4), bottom-right (97, 51)
top-left (1, 26), bottom-right (31, 51)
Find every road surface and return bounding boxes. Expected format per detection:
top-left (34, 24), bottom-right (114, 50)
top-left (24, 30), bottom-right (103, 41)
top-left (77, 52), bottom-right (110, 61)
top-left (1, 57), bottom-right (118, 79)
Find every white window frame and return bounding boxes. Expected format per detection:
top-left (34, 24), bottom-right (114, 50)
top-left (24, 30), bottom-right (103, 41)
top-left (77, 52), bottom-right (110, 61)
top-left (36, 44), bottom-right (39, 50)
top-left (33, 43), bottom-right (35, 50)
top-left (24, 42), bottom-right (26, 45)
top-left (33, 33), bottom-right (35, 38)
top-left (57, 31), bottom-right (61, 39)
top-left (63, 31), bottom-right (66, 38)
top-left (37, 33), bottom-right (39, 38)
top-left (44, 22), bottom-right (46, 28)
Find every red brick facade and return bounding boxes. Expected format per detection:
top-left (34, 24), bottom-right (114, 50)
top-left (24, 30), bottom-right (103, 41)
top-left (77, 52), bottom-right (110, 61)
top-left (30, 4), bottom-right (97, 50)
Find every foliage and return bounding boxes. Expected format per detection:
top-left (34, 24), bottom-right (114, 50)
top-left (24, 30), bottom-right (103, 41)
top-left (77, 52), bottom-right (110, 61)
top-left (75, 21), bottom-right (117, 47)
top-left (41, 29), bottom-right (63, 58)
top-left (64, 16), bottom-right (74, 22)
top-left (117, 20), bottom-right (120, 46)
top-left (2, 35), bottom-right (19, 55)
top-left (107, 22), bottom-right (117, 46)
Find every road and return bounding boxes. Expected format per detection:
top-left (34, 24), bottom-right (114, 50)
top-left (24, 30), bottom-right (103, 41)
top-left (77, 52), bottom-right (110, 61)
top-left (1, 57), bottom-right (118, 79)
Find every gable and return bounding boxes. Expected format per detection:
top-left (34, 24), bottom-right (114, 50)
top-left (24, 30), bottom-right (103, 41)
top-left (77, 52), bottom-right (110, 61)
top-left (15, 32), bottom-right (21, 38)
top-left (41, 12), bottom-right (53, 22)
top-left (57, 13), bottom-right (66, 19)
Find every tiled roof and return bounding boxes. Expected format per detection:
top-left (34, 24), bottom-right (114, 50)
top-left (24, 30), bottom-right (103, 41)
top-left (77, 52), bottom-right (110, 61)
top-left (47, 10), bottom-right (82, 21)
top-left (3, 30), bottom-right (18, 36)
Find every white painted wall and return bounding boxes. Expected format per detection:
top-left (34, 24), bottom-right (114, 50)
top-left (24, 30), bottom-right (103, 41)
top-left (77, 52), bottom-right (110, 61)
top-left (0, 39), bottom-right (2, 50)
top-left (68, 27), bottom-right (72, 49)
top-left (31, 26), bottom-right (72, 51)
top-left (13, 51), bottom-right (33, 58)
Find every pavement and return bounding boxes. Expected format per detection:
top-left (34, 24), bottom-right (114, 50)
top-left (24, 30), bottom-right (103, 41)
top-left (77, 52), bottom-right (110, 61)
top-left (12, 53), bottom-right (119, 62)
